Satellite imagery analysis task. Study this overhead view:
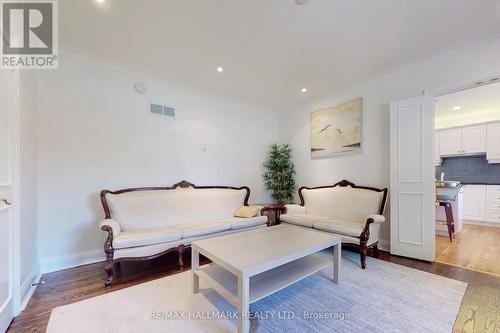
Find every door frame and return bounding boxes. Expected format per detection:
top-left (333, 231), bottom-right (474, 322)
top-left (431, 72), bottom-right (500, 97)
top-left (389, 71), bottom-right (500, 260)
top-left (2, 69), bottom-right (22, 319)
top-left (418, 71), bottom-right (500, 258)
top-left (11, 69), bottom-right (22, 317)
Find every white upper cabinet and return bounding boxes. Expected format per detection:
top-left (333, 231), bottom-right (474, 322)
top-left (461, 124), bottom-right (486, 154)
top-left (435, 131), bottom-right (441, 166)
top-left (439, 125), bottom-right (486, 157)
top-left (439, 128), bottom-right (462, 156)
top-left (487, 122), bottom-right (500, 163)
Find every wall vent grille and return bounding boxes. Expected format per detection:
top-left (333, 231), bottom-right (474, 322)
top-left (150, 103), bottom-right (175, 118)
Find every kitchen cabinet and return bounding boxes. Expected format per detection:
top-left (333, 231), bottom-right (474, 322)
top-left (435, 131), bottom-right (441, 166)
top-left (461, 125), bottom-right (486, 154)
top-left (487, 185), bottom-right (500, 224)
top-left (439, 125), bottom-right (486, 157)
top-left (462, 185), bottom-right (487, 221)
top-left (439, 128), bottom-right (462, 156)
top-left (487, 122), bottom-right (500, 163)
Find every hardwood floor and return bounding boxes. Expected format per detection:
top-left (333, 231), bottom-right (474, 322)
top-left (436, 223), bottom-right (500, 276)
top-left (7, 252), bottom-right (209, 333)
top-left (8, 248), bottom-right (500, 333)
top-left (378, 252), bottom-right (500, 333)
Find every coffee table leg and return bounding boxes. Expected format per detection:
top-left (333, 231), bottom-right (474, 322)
top-left (237, 276), bottom-right (250, 333)
top-left (333, 243), bottom-right (341, 284)
top-left (192, 248), bottom-right (199, 293)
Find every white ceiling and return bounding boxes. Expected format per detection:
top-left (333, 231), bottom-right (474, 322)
top-left (436, 81), bottom-right (500, 127)
top-left (59, 0), bottom-right (500, 111)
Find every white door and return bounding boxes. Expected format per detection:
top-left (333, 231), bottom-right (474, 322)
top-left (462, 185), bottom-right (487, 221)
top-left (390, 94), bottom-right (435, 261)
top-left (461, 125), bottom-right (486, 154)
top-left (0, 70), bottom-right (16, 332)
top-left (439, 128), bottom-right (462, 156)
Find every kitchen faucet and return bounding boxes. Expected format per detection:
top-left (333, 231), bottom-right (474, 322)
top-left (440, 172), bottom-right (445, 181)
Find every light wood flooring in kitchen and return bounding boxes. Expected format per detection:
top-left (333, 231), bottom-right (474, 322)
top-left (436, 223), bottom-right (500, 276)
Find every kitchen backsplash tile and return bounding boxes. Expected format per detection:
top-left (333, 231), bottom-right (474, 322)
top-left (436, 155), bottom-right (500, 184)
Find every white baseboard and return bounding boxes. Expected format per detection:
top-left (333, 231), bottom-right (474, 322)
top-left (40, 249), bottom-right (105, 274)
top-left (463, 220), bottom-right (500, 228)
top-left (0, 298), bottom-right (13, 333)
top-left (20, 263), bottom-right (41, 312)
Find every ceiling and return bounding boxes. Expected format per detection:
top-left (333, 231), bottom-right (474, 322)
top-left (436, 81), bottom-right (500, 127)
top-left (59, 0), bottom-right (500, 111)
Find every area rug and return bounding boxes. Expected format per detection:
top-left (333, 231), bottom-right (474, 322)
top-left (47, 252), bottom-right (466, 333)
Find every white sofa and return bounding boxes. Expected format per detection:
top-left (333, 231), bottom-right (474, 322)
top-left (281, 180), bottom-right (387, 268)
top-left (99, 181), bottom-right (268, 287)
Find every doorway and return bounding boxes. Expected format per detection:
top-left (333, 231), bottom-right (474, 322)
top-left (434, 80), bottom-right (500, 277)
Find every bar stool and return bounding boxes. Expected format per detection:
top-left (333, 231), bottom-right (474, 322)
top-left (437, 201), bottom-right (455, 242)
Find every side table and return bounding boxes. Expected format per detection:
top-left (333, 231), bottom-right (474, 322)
top-left (258, 204), bottom-right (286, 226)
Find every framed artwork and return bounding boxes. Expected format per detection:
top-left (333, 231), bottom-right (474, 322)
top-left (311, 97), bottom-right (362, 157)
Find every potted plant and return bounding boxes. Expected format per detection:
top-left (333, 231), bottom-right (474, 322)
top-left (263, 143), bottom-right (296, 204)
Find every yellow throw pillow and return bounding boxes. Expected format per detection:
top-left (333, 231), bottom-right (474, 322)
top-left (234, 205), bottom-right (262, 218)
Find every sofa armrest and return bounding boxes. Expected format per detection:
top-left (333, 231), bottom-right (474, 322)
top-left (99, 219), bottom-right (121, 238)
top-left (359, 214), bottom-right (385, 245)
top-left (284, 204), bottom-right (305, 214)
top-left (99, 219), bottom-right (120, 260)
top-left (366, 214), bottom-right (385, 224)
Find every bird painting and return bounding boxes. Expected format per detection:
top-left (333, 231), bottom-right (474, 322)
top-left (319, 124), bottom-right (332, 133)
top-left (310, 98), bottom-right (362, 157)
top-left (319, 124), bottom-right (343, 135)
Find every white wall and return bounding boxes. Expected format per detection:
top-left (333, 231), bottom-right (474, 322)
top-left (34, 36), bottom-right (500, 271)
top-left (18, 71), bottom-right (40, 306)
top-left (435, 110), bottom-right (500, 129)
top-left (279, 37), bottom-right (500, 249)
top-left (36, 52), bottom-right (278, 273)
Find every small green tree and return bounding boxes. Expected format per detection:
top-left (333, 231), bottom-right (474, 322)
top-left (263, 143), bottom-right (296, 204)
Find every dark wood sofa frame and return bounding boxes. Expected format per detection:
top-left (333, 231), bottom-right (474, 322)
top-left (294, 179), bottom-right (388, 269)
top-left (100, 180), bottom-right (251, 287)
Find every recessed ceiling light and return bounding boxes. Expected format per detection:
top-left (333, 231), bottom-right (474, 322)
top-left (301, 88), bottom-right (308, 93)
top-left (216, 66), bottom-right (224, 73)
top-left (452, 106), bottom-right (462, 111)
top-left (95, 0), bottom-right (105, 4)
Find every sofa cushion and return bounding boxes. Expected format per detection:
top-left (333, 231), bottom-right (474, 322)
top-left (313, 219), bottom-right (364, 237)
top-left (284, 204), bottom-right (306, 215)
top-left (187, 189), bottom-right (248, 223)
top-left (113, 226), bottom-right (182, 249)
top-left (234, 205), bottom-right (262, 218)
top-left (230, 216), bottom-right (268, 230)
top-left (106, 187), bottom-right (248, 230)
top-left (280, 214), bottom-right (329, 228)
top-left (174, 221), bottom-right (232, 238)
top-left (113, 225), bottom-right (267, 260)
top-left (302, 186), bottom-right (383, 223)
top-left (106, 190), bottom-right (191, 231)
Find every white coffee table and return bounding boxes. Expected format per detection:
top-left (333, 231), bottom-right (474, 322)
top-left (191, 224), bottom-right (341, 333)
